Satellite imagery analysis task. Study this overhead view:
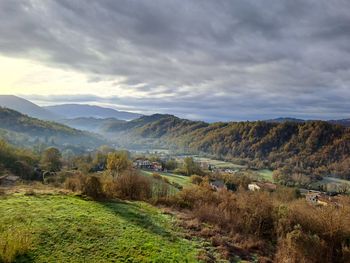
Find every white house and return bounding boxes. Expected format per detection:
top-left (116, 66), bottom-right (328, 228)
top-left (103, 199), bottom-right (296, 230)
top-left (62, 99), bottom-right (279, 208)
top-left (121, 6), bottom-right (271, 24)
top-left (248, 183), bottom-right (261, 191)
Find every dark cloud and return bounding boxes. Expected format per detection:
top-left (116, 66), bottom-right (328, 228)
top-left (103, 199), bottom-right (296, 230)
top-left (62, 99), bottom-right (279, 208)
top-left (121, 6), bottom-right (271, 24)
top-left (2, 0), bottom-right (350, 121)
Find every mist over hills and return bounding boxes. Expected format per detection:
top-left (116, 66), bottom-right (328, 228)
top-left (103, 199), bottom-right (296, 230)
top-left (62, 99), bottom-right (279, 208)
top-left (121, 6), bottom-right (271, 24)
top-left (44, 104), bottom-right (142, 120)
top-left (0, 107), bottom-right (104, 149)
top-left (60, 117), bottom-right (126, 133)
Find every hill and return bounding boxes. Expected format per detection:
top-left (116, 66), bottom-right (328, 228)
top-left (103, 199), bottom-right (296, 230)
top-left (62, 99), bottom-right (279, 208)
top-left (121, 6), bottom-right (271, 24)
top-left (0, 107), bottom-right (103, 148)
top-left (328, 118), bottom-right (350, 127)
top-left (265, 117), bottom-right (306, 123)
top-left (0, 95), bottom-right (60, 120)
top-left (44, 104), bottom-right (142, 120)
top-left (105, 114), bottom-right (350, 179)
top-left (0, 194), bottom-right (203, 262)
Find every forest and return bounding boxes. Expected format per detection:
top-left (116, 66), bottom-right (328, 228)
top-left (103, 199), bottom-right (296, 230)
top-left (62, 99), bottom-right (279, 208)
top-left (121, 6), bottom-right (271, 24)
top-left (105, 114), bottom-right (350, 179)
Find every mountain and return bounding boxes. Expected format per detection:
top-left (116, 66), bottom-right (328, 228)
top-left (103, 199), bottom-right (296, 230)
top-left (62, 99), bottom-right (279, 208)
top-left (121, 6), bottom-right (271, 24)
top-left (0, 107), bottom-right (104, 149)
top-left (328, 118), bottom-right (350, 127)
top-left (105, 114), bottom-right (350, 179)
top-left (60, 117), bottom-right (126, 133)
top-left (265, 117), bottom-right (306, 123)
top-left (44, 104), bottom-right (142, 120)
top-left (267, 117), bottom-right (350, 127)
top-left (0, 95), bottom-right (60, 120)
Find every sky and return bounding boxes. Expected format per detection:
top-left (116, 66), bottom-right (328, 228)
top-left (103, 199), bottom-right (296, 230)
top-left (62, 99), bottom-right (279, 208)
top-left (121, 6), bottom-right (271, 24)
top-left (0, 0), bottom-right (350, 122)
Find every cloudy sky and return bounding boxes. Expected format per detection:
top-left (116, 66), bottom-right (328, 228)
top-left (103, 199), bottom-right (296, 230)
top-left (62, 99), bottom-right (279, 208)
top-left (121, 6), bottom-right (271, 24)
top-left (0, 0), bottom-right (350, 122)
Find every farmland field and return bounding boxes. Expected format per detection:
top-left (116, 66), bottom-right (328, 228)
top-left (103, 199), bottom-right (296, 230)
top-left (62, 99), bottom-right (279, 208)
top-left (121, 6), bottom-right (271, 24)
top-left (141, 170), bottom-right (191, 187)
top-left (256, 169), bottom-right (274, 182)
top-left (0, 194), bottom-right (205, 262)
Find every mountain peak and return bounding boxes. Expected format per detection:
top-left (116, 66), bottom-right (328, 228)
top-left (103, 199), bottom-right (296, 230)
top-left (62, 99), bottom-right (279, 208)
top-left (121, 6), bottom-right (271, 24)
top-left (0, 95), bottom-right (60, 120)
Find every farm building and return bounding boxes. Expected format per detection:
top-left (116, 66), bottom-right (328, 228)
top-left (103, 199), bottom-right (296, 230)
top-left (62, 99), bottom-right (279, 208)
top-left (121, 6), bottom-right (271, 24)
top-left (210, 180), bottom-right (227, 191)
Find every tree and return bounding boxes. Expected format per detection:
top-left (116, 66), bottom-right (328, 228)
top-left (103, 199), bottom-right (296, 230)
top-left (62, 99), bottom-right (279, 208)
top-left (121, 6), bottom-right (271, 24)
top-left (41, 147), bottom-right (62, 172)
top-left (164, 159), bottom-right (177, 170)
top-left (183, 157), bottom-right (197, 176)
top-left (107, 151), bottom-right (130, 177)
top-left (337, 183), bottom-right (350, 194)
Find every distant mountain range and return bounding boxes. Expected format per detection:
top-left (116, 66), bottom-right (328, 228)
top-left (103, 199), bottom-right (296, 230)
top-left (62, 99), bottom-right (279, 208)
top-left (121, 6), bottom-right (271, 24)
top-left (0, 95), bottom-right (142, 121)
top-left (266, 117), bottom-right (350, 127)
top-left (0, 95), bottom-right (60, 120)
top-left (44, 104), bottom-right (142, 120)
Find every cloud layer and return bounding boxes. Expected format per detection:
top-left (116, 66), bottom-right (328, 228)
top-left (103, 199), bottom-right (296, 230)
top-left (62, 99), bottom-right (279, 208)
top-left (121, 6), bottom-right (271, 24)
top-left (1, 0), bottom-right (350, 121)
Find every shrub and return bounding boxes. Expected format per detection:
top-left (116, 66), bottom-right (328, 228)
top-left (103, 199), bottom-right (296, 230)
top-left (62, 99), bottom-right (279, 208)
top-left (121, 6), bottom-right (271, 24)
top-left (275, 225), bottom-right (326, 263)
top-left (0, 227), bottom-right (32, 263)
top-left (152, 173), bottom-right (162, 180)
top-left (190, 175), bottom-right (203, 185)
top-left (152, 179), bottom-right (172, 202)
top-left (81, 175), bottom-right (104, 200)
top-left (114, 170), bottom-right (152, 200)
top-left (64, 173), bottom-right (85, 192)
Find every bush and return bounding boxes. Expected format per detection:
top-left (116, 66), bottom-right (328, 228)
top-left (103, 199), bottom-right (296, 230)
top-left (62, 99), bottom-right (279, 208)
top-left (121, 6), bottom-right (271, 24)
top-left (152, 173), bottom-right (162, 180)
top-left (81, 175), bottom-right (104, 200)
top-left (64, 173), bottom-right (85, 192)
top-left (0, 227), bottom-right (32, 263)
top-left (114, 170), bottom-right (152, 200)
top-left (190, 175), bottom-right (203, 185)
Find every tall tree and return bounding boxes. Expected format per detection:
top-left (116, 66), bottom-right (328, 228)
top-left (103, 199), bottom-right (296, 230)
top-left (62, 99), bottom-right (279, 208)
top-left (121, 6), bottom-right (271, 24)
top-left (41, 147), bottom-right (62, 172)
top-left (107, 151), bottom-right (130, 177)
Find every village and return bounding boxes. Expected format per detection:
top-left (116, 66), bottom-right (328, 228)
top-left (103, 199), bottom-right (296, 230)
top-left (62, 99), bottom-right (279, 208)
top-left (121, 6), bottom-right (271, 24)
top-left (130, 154), bottom-right (347, 207)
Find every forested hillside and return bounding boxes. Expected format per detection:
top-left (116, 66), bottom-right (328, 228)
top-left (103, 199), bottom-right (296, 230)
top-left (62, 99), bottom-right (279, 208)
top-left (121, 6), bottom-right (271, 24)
top-left (0, 107), bottom-right (104, 148)
top-left (106, 114), bottom-right (350, 179)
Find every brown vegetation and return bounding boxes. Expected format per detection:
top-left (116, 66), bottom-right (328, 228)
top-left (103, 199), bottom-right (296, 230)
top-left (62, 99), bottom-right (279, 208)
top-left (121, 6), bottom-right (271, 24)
top-left (163, 183), bottom-right (350, 262)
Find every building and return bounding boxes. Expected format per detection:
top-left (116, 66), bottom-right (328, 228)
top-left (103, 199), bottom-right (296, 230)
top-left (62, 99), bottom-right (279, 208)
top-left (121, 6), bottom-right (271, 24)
top-left (133, 159), bottom-right (152, 169)
top-left (133, 159), bottom-right (163, 171)
top-left (151, 162), bottom-right (163, 171)
top-left (248, 183), bottom-right (261, 191)
top-left (210, 180), bottom-right (227, 191)
top-left (248, 182), bottom-right (277, 192)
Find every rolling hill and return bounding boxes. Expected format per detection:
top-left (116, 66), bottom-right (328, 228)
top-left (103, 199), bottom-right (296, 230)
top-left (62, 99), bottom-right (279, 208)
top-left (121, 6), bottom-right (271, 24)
top-left (0, 95), bottom-right (60, 120)
top-left (104, 114), bottom-right (350, 179)
top-left (0, 194), bottom-right (202, 262)
top-left (44, 104), bottom-right (142, 120)
top-left (0, 107), bottom-right (104, 148)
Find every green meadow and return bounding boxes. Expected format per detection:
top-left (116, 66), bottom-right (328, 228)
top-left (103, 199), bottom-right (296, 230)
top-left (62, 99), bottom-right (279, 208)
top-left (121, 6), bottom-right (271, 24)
top-left (141, 170), bottom-right (191, 188)
top-left (0, 194), bottom-right (204, 263)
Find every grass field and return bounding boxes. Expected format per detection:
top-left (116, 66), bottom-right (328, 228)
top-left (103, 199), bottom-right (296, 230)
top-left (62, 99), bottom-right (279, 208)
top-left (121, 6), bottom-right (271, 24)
top-left (193, 157), bottom-right (245, 170)
top-left (309, 176), bottom-right (350, 190)
top-left (0, 194), bottom-right (204, 262)
top-left (141, 170), bottom-right (191, 187)
top-left (256, 169), bottom-right (274, 182)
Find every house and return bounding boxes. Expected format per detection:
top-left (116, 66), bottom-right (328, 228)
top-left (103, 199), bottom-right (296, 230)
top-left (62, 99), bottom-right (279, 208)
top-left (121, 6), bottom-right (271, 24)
top-left (305, 191), bottom-right (337, 206)
top-left (210, 180), bottom-right (227, 191)
top-left (0, 174), bottom-right (20, 186)
top-left (262, 182), bottom-right (277, 191)
top-left (133, 159), bottom-right (163, 171)
top-left (248, 183), bottom-right (261, 191)
top-left (133, 159), bottom-right (152, 169)
top-left (151, 162), bottom-right (163, 171)
top-left (248, 182), bottom-right (277, 192)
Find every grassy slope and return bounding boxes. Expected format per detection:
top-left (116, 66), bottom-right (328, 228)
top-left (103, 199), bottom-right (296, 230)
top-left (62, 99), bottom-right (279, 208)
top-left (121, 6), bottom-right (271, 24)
top-left (0, 194), bottom-right (203, 262)
top-left (256, 169), bottom-right (274, 182)
top-left (141, 170), bottom-right (191, 187)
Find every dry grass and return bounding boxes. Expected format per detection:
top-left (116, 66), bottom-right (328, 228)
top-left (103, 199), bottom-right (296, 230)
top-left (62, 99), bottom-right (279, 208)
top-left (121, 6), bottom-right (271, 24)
top-left (164, 184), bottom-right (350, 262)
top-left (0, 226), bottom-right (32, 263)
